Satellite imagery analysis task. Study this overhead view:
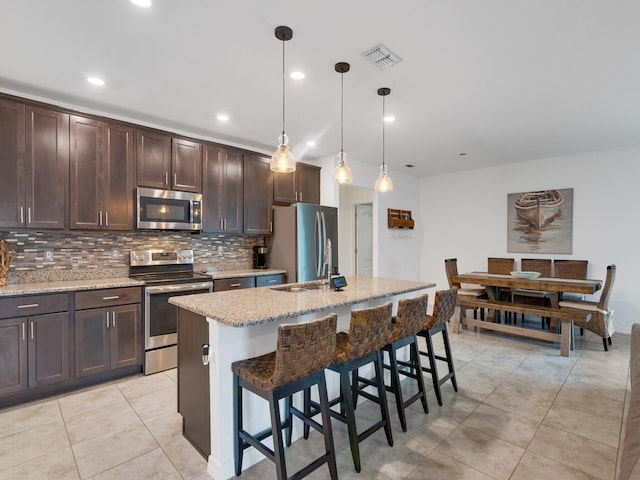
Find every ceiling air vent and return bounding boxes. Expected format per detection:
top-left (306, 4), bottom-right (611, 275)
top-left (362, 43), bottom-right (403, 70)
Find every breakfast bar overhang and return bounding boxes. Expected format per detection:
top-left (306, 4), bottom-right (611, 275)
top-left (170, 276), bottom-right (433, 480)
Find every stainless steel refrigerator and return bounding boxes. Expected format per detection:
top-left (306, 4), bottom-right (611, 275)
top-left (268, 203), bottom-right (339, 283)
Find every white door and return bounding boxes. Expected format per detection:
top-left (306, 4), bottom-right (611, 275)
top-left (355, 203), bottom-right (373, 276)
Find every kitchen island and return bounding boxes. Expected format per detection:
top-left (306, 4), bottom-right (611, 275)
top-left (170, 275), bottom-right (433, 480)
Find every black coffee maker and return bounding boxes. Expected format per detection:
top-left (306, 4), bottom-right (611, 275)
top-left (253, 245), bottom-right (268, 269)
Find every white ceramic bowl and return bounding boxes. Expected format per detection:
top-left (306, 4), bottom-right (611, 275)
top-left (510, 271), bottom-right (541, 279)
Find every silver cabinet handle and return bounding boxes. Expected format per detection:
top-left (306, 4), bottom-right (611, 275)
top-left (112, 316), bottom-right (116, 328)
top-left (220, 218), bottom-right (223, 230)
top-left (27, 207), bottom-right (31, 224)
top-left (202, 344), bottom-right (210, 365)
top-left (30, 321), bottom-right (34, 340)
top-left (99, 211), bottom-right (103, 226)
top-left (267, 279), bottom-right (278, 283)
top-left (295, 192), bottom-right (298, 202)
top-left (230, 283), bottom-right (241, 287)
top-left (270, 222), bottom-right (272, 233)
top-left (17, 303), bottom-right (39, 309)
top-left (300, 191), bottom-right (303, 202)
top-left (106, 312), bottom-right (110, 328)
top-left (105, 211), bottom-right (109, 227)
top-left (224, 218), bottom-right (227, 230)
top-left (165, 172), bottom-right (169, 185)
top-left (20, 206), bottom-right (24, 224)
top-left (22, 322), bottom-right (25, 341)
top-left (173, 173), bottom-right (177, 186)
top-left (102, 295), bottom-right (120, 301)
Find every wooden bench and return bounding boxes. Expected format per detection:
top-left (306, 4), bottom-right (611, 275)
top-left (452, 297), bottom-right (592, 356)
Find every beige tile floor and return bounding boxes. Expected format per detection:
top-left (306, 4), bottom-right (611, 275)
top-left (0, 325), bottom-right (631, 480)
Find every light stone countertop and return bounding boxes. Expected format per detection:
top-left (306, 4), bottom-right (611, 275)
top-left (0, 277), bottom-right (144, 297)
top-left (204, 268), bottom-right (287, 280)
top-left (169, 276), bottom-right (434, 327)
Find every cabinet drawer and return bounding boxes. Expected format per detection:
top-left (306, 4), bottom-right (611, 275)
top-left (75, 287), bottom-right (142, 310)
top-left (214, 277), bottom-right (255, 292)
top-left (0, 293), bottom-right (69, 319)
top-left (256, 274), bottom-right (284, 287)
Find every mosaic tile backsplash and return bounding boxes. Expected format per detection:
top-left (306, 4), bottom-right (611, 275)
top-left (0, 231), bottom-right (266, 284)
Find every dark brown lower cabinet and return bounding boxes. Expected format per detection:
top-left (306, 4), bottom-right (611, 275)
top-left (0, 311), bottom-right (70, 397)
top-left (177, 309), bottom-right (210, 458)
top-left (75, 303), bottom-right (142, 378)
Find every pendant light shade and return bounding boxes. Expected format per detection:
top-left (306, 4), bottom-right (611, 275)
top-left (374, 87), bottom-right (393, 192)
top-left (271, 26), bottom-right (296, 173)
top-left (332, 62), bottom-right (353, 184)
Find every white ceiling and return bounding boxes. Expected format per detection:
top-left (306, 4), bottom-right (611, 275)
top-left (2, 0), bottom-right (640, 177)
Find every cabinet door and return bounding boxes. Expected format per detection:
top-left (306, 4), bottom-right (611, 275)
top-left (103, 123), bottom-right (134, 230)
top-left (221, 149), bottom-right (243, 233)
top-left (110, 304), bottom-right (142, 370)
top-left (203, 146), bottom-right (243, 233)
top-left (0, 318), bottom-right (28, 396)
top-left (202, 144), bottom-right (223, 232)
top-left (0, 99), bottom-right (25, 228)
top-left (70, 115), bottom-right (102, 230)
top-left (297, 164), bottom-right (321, 205)
top-left (75, 308), bottom-right (110, 378)
top-left (214, 276), bottom-right (255, 292)
top-left (25, 106), bottom-right (67, 229)
top-left (273, 171), bottom-right (296, 204)
top-left (243, 155), bottom-right (273, 235)
top-left (136, 129), bottom-right (171, 189)
top-left (28, 312), bottom-right (70, 387)
top-left (172, 138), bottom-right (202, 193)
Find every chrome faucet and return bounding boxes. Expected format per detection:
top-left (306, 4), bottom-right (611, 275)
top-left (323, 238), bottom-right (332, 285)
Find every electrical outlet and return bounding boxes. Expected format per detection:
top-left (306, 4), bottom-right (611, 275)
top-left (111, 248), bottom-right (120, 259)
top-left (44, 250), bottom-right (54, 262)
top-left (217, 246), bottom-right (223, 253)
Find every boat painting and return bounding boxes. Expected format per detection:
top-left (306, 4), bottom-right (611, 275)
top-left (514, 190), bottom-right (564, 229)
top-left (507, 188), bottom-right (573, 254)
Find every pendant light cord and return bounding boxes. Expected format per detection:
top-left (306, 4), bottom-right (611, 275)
top-left (340, 71), bottom-right (344, 154)
top-left (382, 94), bottom-right (386, 169)
top-left (281, 39), bottom-right (286, 137)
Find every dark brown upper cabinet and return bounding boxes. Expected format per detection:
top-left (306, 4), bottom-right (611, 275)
top-left (202, 145), bottom-right (243, 234)
top-left (273, 162), bottom-right (321, 205)
top-left (0, 100), bottom-right (67, 229)
top-left (243, 155), bottom-right (273, 235)
top-left (136, 129), bottom-right (202, 193)
top-left (69, 115), bottom-right (134, 231)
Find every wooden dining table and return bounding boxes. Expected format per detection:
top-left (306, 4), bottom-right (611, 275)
top-left (451, 272), bottom-right (603, 356)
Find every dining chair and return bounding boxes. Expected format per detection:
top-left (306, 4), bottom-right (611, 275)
top-left (559, 264), bottom-right (616, 351)
top-left (554, 259), bottom-right (589, 301)
top-left (512, 258), bottom-right (553, 327)
top-left (487, 257), bottom-right (515, 321)
top-left (444, 258), bottom-right (485, 320)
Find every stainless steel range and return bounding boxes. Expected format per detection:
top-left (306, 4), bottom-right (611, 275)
top-left (129, 249), bottom-right (213, 375)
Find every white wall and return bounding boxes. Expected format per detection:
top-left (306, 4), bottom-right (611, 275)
top-left (419, 146), bottom-right (640, 334)
top-left (317, 156), bottom-right (423, 281)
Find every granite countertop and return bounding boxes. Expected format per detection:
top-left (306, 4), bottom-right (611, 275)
top-left (205, 268), bottom-right (286, 280)
top-left (169, 276), bottom-right (434, 328)
top-left (0, 277), bottom-right (144, 297)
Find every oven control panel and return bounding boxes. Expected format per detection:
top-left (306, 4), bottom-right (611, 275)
top-left (130, 249), bottom-right (194, 266)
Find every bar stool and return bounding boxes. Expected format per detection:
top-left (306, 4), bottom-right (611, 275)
top-left (355, 294), bottom-right (430, 432)
top-left (232, 313), bottom-right (338, 480)
top-left (305, 302), bottom-right (394, 473)
top-left (417, 289), bottom-right (458, 406)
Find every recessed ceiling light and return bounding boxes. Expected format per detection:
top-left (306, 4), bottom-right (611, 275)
top-left (290, 71), bottom-right (305, 80)
top-left (306, 141), bottom-right (316, 147)
top-left (405, 164), bottom-right (414, 168)
top-left (87, 77), bottom-right (105, 86)
top-left (217, 114), bottom-right (229, 122)
top-left (130, 0), bottom-right (152, 7)
top-left (384, 115), bottom-right (395, 122)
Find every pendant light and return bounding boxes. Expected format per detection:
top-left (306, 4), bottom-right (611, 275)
top-left (332, 62), bottom-right (353, 184)
top-left (270, 26), bottom-right (296, 173)
top-left (374, 87), bottom-right (394, 192)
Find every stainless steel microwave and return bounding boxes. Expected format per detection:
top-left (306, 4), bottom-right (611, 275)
top-left (136, 187), bottom-right (202, 231)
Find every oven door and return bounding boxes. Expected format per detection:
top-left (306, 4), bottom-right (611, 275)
top-left (144, 281), bottom-right (213, 350)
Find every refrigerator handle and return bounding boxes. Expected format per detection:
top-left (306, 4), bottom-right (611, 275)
top-left (320, 211), bottom-right (329, 277)
top-left (316, 211), bottom-right (322, 277)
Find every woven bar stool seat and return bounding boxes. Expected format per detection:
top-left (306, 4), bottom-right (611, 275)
top-left (232, 313), bottom-right (338, 480)
top-left (417, 289), bottom-right (459, 406)
top-left (303, 302), bottom-right (394, 473)
top-left (355, 294), bottom-right (430, 432)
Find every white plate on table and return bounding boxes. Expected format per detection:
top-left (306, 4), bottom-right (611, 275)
top-left (510, 271), bottom-right (541, 279)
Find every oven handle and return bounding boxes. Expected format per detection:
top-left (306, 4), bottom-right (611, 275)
top-left (145, 282), bottom-right (213, 294)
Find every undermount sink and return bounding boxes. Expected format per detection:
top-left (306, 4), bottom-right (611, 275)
top-left (271, 282), bottom-right (326, 292)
